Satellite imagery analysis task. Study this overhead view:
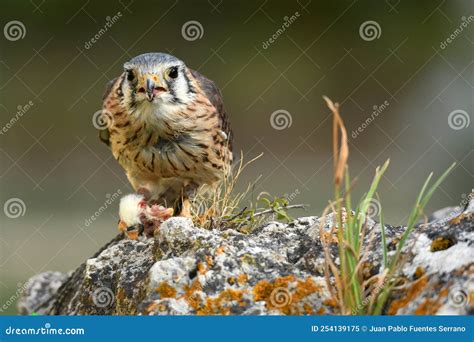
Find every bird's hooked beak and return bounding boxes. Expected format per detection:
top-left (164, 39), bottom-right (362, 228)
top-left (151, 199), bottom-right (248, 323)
top-left (145, 75), bottom-right (167, 102)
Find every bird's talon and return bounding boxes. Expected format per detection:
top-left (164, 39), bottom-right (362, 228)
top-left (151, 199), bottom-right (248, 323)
top-left (122, 223), bottom-right (144, 240)
top-left (118, 220), bottom-right (127, 233)
top-left (126, 229), bottom-right (139, 240)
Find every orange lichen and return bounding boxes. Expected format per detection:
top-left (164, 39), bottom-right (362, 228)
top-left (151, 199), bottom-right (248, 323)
top-left (197, 289), bottom-right (246, 315)
top-left (253, 280), bottom-right (274, 303)
top-left (414, 289), bottom-right (447, 315)
top-left (205, 255), bottom-right (214, 267)
top-left (415, 281), bottom-right (448, 315)
top-left (216, 245), bottom-right (225, 255)
top-left (145, 300), bottom-right (169, 314)
top-left (294, 278), bottom-right (320, 301)
top-left (449, 214), bottom-right (465, 225)
top-left (449, 212), bottom-right (473, 224)
top-left (321, 231), bottom-right (339, 244)
top-left (253, 276), bottom-right (321, 315)
top-left (388, 277), bottom-right (428, 315)
top-left (303, 303), bottom-right (314, 315)
top-left (156, 281), bottom-right (177, 299)
top-left (361, 262), bottom-right (375, 280)
top-left (323, 298), bottom-right (338, 307)
top-left (146, 301), bottom-right (159, 313)
top-left (388, 237), bottom-right (400, 250)
top-left (237, 274), bottom-right (248, 286)
top-left (430, 236), bottom-right (455, 252)
top-left (152, 275), bottom-right (325, 315)
top-left (182, 279), bottom-right (203, 311)
top-left (197, 262), bottom-right (207, 274)
top-left (414, 266), bottom-right (425, 279)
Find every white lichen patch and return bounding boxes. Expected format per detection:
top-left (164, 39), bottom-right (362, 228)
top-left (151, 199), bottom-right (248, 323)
top-left (149, 257), bottom-right (195, 296)
top-left (404, 233), bottom-right (474, 276)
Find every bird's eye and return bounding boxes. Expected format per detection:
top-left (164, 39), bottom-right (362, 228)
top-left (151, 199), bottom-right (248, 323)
top-left (168, 66), bottom-right (179, 79)
top-left (126, 69), bottom-right (135, 82)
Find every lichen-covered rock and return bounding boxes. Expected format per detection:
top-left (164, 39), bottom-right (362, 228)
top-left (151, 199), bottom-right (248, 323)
top-left (18, 197), bottom-right (474, 315)
top-left (17, 271), bottom-right (68, 315)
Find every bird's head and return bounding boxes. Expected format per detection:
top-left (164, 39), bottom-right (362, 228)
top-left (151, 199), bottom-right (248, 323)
top-left (121, 53), bottom-right (195, 110)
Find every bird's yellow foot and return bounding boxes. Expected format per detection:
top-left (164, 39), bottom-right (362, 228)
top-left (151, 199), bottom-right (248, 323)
top-left (118, 220), bottom-right (144, 240)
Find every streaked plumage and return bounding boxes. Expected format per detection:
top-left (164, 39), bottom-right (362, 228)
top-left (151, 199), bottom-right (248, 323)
top-left (98, 53), bottom-right (233, 219)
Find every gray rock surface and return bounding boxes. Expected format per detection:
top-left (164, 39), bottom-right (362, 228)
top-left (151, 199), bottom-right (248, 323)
top-left (18, 198), bottom-right (473, 315)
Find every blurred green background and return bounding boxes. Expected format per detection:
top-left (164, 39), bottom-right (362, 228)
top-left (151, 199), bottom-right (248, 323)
top-left (0, 0), bottom-right (472, 314)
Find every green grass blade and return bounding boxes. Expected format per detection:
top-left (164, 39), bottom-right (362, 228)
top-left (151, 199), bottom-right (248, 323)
top-left (374, 163), bottom-right (456, 314)
top-left (356, 160), bottom-right (390, 252)
top-left (420, 163), bottom-right (456, 209)
top-left (377, 194), bottom-right (388, 269)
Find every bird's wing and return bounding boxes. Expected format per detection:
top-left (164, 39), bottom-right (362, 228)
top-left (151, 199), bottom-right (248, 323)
top-left (190, 69), bottom-right (233, 149)
top-left (97, 77), bottom-right (119, 147)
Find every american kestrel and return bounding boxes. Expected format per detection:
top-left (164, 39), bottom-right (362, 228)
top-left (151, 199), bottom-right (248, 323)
top-left (98, 53), bottom-right (233, 236)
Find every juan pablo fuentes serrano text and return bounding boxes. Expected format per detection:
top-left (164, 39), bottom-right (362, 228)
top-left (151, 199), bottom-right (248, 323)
top-left (369, 325), bottom-right (465, 333)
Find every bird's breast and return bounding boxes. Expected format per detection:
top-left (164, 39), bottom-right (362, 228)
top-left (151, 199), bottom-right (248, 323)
top-left (110, 99), bottom-right (230, 183)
